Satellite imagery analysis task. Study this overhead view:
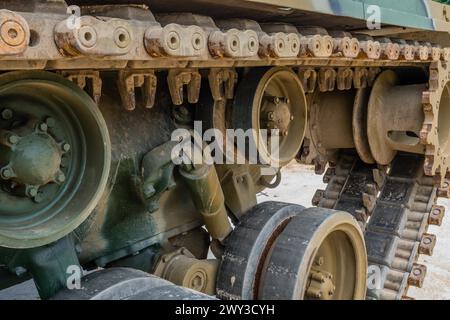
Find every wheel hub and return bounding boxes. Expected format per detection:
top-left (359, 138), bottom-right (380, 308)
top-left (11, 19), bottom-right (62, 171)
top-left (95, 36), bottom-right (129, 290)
top-left (2, 128), bottom-right (65, 187)
top-left (262, 96), bottom-right (293, 136)
top-left (306, 266), bottom-right (336, 300)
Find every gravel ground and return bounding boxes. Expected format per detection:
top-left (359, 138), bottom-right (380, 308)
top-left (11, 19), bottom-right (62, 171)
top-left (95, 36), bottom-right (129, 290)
top-left (1, 164), bottom-right (449, 300)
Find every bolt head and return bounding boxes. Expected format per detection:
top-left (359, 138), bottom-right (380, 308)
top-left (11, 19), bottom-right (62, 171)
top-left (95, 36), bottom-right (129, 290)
top-left (39, 123), bottom-right (48, 132)
top-left (14, 267), bottom-right (27, 277)
top-left (33, 192), bottom-right (44, 203)
top-left (316, 256), bottom-right (324, 266)
top-left (62, 143), bottom-right (71, 152)
top-left (26, 187), bottom-right (38, 198)
top-left (0, 168), bottom-right (12, 179)
top-left (8, 135), bottom-right (19, 144)
top-left (1, 109), bottom-right (13, 120)
top-left (56, 172), bottom-right (66, 183)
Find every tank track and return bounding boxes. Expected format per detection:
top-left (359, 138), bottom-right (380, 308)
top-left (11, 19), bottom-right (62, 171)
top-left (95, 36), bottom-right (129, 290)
top-left (0, 3), bottom-right (450, 109)
top-left (312, 151), bottom-right (446, 300)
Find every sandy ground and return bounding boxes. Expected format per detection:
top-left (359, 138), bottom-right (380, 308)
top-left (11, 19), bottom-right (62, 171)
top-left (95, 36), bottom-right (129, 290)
top-left (1, 164), bottom-right (449, 300)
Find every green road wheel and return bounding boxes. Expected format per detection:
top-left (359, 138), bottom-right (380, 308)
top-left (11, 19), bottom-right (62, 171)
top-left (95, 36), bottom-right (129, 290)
top-left (0, 71), bottom-right (111, 248)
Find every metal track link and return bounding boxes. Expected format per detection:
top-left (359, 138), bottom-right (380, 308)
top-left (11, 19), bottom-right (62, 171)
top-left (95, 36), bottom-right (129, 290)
top-left (365, 154), bottom-right (438, 300)
top-left (312, 151), bottom-right (378, 228)
top-left (312, 152), bottom-right (443, 300)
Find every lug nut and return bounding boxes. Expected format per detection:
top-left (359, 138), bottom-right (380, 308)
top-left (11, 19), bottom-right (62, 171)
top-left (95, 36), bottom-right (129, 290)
top-left (315, 256), bottom-right (324, 266)
top-left (62, 143), bottom-right (71, 152)
top-left (26, 186), bottom-right (38, 198)
top-left (273, 97), bottom-right (280, 104)
top-left (8, 135), bottom-right (19, 145)
top-left (0, 167), bottom-right (13, 179)
top-left (1, 109), bottom-right (13, 120)
top-left (268, 112), bottom-right (275, 120)
top-left (56, 172), bottom-right (66, 184)
top-left (39, 123), bottom-right (48, 132)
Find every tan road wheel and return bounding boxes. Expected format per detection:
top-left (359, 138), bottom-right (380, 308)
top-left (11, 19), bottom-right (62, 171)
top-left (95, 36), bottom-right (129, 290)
top-left (232, 67), bottom-right (307, 167)
top-left (217, 203), bottom-right (367, 300)
top-left (258, 207), bottom-right (367, 300)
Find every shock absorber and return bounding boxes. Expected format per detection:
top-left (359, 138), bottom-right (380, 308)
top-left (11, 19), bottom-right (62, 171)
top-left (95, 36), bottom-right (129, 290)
top-left (179, 163), bottom-right (233, 242)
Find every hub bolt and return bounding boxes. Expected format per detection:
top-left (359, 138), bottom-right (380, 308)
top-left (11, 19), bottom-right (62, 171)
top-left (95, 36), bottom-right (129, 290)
top-left (39, 123), bottom-right (48, 132)
top-left (62, 143), bottom-right (71, 152)
top-left (268, 112), bottom-right (275, 120)
top-left (315, 256), bottom-right (324, 266)
top-left (33, 192), bottom-right (44, 203)
top-left (0, 167), bottom-right (13, 179)
top-left (8, 135), bottom-right (19, 145)
top-left (55, 172), bottom-right (66, 184)
top-left (1, 109), bottom-right (13, 120)
top-left (26, 186), bottom-right (38, 198)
